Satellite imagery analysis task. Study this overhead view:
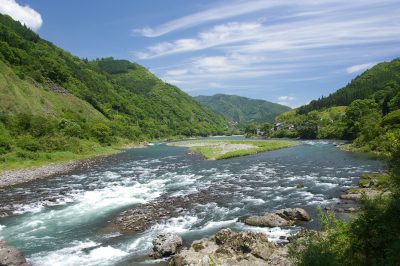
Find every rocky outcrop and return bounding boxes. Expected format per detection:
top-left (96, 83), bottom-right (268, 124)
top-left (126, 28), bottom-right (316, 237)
top-left (340, 188), bottom-right (391, 201)
top-left (152, 233), bottom-right (183, 259)
top-left (104, 188), bottom-right (222, 234)
top-left (275, 208), bottom-right (311, 222)
top-left (169, 228), bottom-right (290, 266)
top-left (244, 208), bottom-right (310, 227)
top-left (0, 241), bottom-right (29, 266)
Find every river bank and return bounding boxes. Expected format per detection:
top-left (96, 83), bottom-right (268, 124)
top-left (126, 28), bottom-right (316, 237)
top-left (0, 142), bottom-right (148, 188)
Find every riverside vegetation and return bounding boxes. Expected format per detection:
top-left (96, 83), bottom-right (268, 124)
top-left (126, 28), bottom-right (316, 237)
top-left (0, 14), bottom-right (227, 171)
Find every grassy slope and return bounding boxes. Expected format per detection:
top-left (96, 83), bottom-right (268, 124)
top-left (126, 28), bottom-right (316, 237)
top-left (0, 60), bottom-right (105, 120)
top-left (169, 139), bottom-right (298, 159)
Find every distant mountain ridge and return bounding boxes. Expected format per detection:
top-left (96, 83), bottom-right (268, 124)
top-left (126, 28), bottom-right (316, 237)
top-left (195, 94), bottom-right (291, 126)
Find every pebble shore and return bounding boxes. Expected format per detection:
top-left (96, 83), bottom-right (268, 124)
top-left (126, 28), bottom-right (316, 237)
top-left (0, 160), bottom-right (86, 188)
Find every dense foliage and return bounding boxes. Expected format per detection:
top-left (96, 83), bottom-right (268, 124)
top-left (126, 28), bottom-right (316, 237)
top-left (195, 94), bottom-right (290, 127)
top-left (0, 14), bottom-right (228, 168)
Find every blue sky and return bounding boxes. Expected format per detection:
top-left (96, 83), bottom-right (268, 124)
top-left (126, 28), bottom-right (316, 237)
top-left (1, 0), bottom-right (400, 107)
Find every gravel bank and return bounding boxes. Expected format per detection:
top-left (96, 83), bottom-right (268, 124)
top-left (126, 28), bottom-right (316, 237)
top-left (0, 159), bottom-right (88, 188)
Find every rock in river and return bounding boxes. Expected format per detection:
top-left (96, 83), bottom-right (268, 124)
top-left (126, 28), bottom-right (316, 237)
top-left (169, 228), bottom-right (290, 266)
top-left (152, 233), bottom-right (183, 259)
top-left (244, 208), bottom-right (310, 227)
top-left (0, 240), bottom-right (29, 266)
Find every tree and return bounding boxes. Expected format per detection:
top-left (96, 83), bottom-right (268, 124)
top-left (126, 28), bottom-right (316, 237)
top-left (343, 99), bottom-right (381, 141)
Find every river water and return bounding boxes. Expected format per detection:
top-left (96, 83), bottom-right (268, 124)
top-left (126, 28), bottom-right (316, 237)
top-left (0, 138), bottom-right (386, 265)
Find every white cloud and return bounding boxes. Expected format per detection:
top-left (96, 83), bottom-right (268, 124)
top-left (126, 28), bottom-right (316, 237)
top-left (137, 2), bottom-right (400, 59)
top-left (134, 0), bottom-right (285, 37)
top-left (139, 0), bottom-right (400, 96)
top-left (346, 62), bottom-right (377, 74)
top-left (136, 22), bottom-right (262, 59)
top-left (0, 0), bottom-right (42, 31)
top-left (277, 96), bottom-right (296, 107)
top-left (278, 96), bottom-right (296, 101)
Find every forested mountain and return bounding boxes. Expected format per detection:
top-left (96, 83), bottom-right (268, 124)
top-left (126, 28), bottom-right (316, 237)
top-left (0, 14), bottom-right (226, 168)
top-left (298, 58), bottom-right (400, 114)
top-left (195, 94), bottom-right (290, 126)
top-left (271, 57), bottom-right (400, 157)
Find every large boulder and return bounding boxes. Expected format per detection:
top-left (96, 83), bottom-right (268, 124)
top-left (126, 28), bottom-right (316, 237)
top-left (244, 208), bottom-right (310, 228)
top-left (244, 213), bottom-right (292, 227)
top-left (0, 241), bottom-right (29, 266)
top-left (169, 228), bottom-right (279, 266)
top-left (152, 233), bottom-right (183, 259)
top-left (275, 208), bottom-right (311, 222)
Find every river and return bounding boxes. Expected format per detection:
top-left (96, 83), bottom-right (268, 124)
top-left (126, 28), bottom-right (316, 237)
top-left (0, 137), bottom-right (386, 265)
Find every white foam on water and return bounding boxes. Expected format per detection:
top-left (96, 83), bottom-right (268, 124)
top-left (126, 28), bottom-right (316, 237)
top-left (196, 219), bottom-right (237, 232)
top-left (13, 202), bottom-right (45, 215)
top-left (243, 196), bottom-right (266, 205)
top-left (315, 182), bottom-right (338, 188)
top-left (235, 223), bottom-right (299, 243)
top-left (28, 240), bottom-right (128, 266)
top-left (1, 177), bottom-right (169, 246)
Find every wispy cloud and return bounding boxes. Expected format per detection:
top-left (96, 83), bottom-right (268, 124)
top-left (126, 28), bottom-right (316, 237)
top-left (346, 62), bottom-right (377, 73)
top-left (0, 0), bottom-right (42, 31)
top-left (136, 22), bottom-right (262, 59)
top-left (136, 0), bottom-right (400, 100)
top-left (133, 0), bottom-right (285, 37)
top-left (137, 4), bottom-right (400, 59)
top-left (278, 96), bottom-right (296, 101)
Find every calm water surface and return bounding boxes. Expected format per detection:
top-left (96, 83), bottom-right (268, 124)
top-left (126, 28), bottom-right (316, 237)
top-left (0, 138), bottom-right (386, 265)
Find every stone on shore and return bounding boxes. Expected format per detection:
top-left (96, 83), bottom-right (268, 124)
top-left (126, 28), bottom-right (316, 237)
top-left (152, 233), bottom-right (183, 259)
top-left (0, 241), bottom-right (29, 266)
top-left (244, 208), bottom-right (310, 228)
top-left (169, 228), bottom-right (285, 266)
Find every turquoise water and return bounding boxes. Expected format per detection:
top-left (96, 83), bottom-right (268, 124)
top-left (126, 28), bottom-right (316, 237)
top-left (0, 138), bottom-right (386, 265)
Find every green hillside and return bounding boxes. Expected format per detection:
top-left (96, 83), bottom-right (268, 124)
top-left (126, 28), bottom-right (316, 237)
top-left (0, 14), bottom-right (227, 169)
top-left (195, 94), bottom-right (290, 126)
top-left (272, 58), bottom-right (400, 156)
top-left (298, 58), bottom-right (400, 114)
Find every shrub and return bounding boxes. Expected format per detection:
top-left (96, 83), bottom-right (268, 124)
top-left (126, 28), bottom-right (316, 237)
top-left (16, 135), bottom-right (40, 151)
top-left (89, 122), bottom-right (113, 144)
top-left (58, 119), bottom-right (82, 137)
top-left (16, 150), bottom-right (38, 159)
top-left (0, 135), bottom-right (11, 155)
